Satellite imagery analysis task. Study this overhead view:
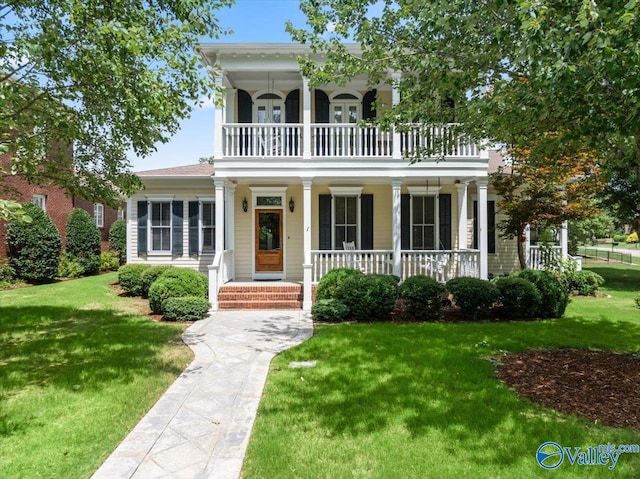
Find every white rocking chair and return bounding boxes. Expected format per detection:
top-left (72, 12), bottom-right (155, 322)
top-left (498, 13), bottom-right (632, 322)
top-left (343, 241), bottom-right (364, 271)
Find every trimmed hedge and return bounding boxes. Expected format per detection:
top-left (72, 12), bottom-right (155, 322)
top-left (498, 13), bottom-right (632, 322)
top-left (65, 208), bottom-right (101, 275)
top-left (334, 274), bottom-right (397, 322)
top-left (399, 275), bottom-right (445, 321)
top-left (161, 296), bottom-right (211, 322)
top-left (315, 267), bottom-right (364, 301)
top-left (446, 277), bottom-right (499, 320)
top-left (140, 265), bottom-right (176, 297)
top-left (118, 264), bottom-right (151, 296)
top-left (7, 202), bottom-right (61, 283)
top-left (109, 219), bottom-right (127, 264)
top-left (311, 299), bottom-right (349, 322)
top-left (493, 276), bottom-right (541, 319)
top-left (148, 268), bottom-right (208, 314)
top-left (567, 270), bottom-right (604, 296)
top-left (513, 269), bottom-right (569, 318)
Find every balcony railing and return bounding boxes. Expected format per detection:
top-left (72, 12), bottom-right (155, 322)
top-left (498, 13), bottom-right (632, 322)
top-left (222, 123), bottom-right (480, 159)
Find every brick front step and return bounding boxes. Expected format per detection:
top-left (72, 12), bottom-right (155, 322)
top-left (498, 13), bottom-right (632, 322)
top-left (217, 283), bottom-right (303, 310)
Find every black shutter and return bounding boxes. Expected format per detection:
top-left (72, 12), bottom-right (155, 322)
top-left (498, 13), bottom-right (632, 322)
top-left (137, 201), bottom-right (147, 255)
top-left (188, 201), bottom-right (199, 255)
top-left (439, 194), bottom-right (452, 250)
top-left (172, 201), bottom-right (183, 255)
top-left (473, 201), bottom-right (478, 249)
top-left (362, 89), bottom-right (377, 120)
top-left (237, 89), bottom-right (252, 123)
top-left (360, 194), bottom-right (373, 250)
top-left (314, 89), bottom-right (329, 123)
top-left (488, 200), bottom-right (496, 254)
top-left (401, 194), bottom-right (410, 250)
top-left (319, 194), bottom-right (332, 250)
top-left (285, 89), bottom-right (300, 123)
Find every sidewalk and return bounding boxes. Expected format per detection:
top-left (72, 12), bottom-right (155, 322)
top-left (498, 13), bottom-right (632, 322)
top-left (91, 310), bottom-right (313, 479)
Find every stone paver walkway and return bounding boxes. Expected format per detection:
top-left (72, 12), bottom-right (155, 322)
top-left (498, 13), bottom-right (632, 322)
top-left (92, 310), bottom-right (313, 479)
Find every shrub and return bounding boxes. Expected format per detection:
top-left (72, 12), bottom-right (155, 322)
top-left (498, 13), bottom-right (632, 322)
top-left (118, 264), bottom-right (151, 296)
top-left (613, 234), bottom-right (628, 243)
top-left (109, 219), bottom-right (127, 264)
top-left (161, 296), bottom-right (211, 322)
top-left (140, 265), bottom-right (176, 297)
top-left (334, 274), bottom-right (397, 322)
top-left (148, 268), bottom-right (208, 314)
top-left (493, 276), bottom-right (541, 319)
top-left (567, 270), bottom-right (604, 296)
top-left (0, 262), bottom-right (15, 282)
top-left (513, 269), bottom-right (569, 319)
top-left (627, 232), bottom-right (639, 243)
top-left (446, 277), bottom-right (499, 320)
top-left (7, 202), bottom-right (61, 283)
top-left (399, 275), bottom-right (445, 321)
top-left (315, 267), bottom-right (364, 300)
top-left (100, 251), bottom-right (120, 272)
top-left (65, 208), bottom-right (101, 275)
top-left (58, 254), bottom-right (85, 278)
top-left (311, 299), bottom-right (349, 322)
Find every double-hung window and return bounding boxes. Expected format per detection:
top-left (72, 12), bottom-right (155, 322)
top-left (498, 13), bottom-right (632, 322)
top-left (412, 196), bottom-right (436, 250)
top-left (32, 194), bottom-right (46, 211)
top-left (150, 201), bottom-right (172, 252)
top-left (334, 195), bottom-right (358, 248)
top-left (94, 203), bottom-right (104, 228)
top-left (200, 201), bottom-right (215, 253)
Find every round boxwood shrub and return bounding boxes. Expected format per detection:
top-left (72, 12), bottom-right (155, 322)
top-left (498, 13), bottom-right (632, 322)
top-left (148, 268), bottom-right (208, 314)
top-left (315, 267), bottom-right (364, 301)
top-left (118, 264), bottom-right (151, 296)
top-left (334, 274), bottom-right (397, 322)
top-left (140, 265), bottom-right (176, 297)
top-left (399, 275), bottom-right (445, 321)
top-left (446, 277), bottom-right (499, 320)
top-left (567, 270), bottom-right (604, 296)
top-left (161, 296), bottom-right (211, 322)
top-left (311, 299), bottom-right (349, 322)
top-left (493, 276), bottom-right (541, 320)
top-left (7, 202), bottom-right (61, 283)
top-left (513, 269), bottom-right (569, 319)
top-left (109, 219), bottom-right (127, 265)
top-left (65, 208), bottom-right (101, 275)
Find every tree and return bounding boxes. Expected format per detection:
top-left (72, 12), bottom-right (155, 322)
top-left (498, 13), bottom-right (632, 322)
top-left (65, 208), bottom-right (101, 275)
top-left (108, 219), bottom-right (127, 265)
top-left (289, 1), bottom-right (640, 217)
top-left (0, 0), bottom-right (232, 218)
top-left (492, 141), bottom-right (604, 268)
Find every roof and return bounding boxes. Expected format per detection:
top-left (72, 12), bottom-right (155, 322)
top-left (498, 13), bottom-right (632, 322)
top-left (488, 149), bottom-right (510, 174)
top-left (135, 164), bottom-right (215, 179)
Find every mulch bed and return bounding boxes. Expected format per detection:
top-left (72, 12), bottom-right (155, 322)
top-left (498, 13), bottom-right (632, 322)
top-left (495, 348), bottom-right (640, 430)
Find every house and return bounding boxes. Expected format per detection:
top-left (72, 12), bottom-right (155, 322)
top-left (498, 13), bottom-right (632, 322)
top-left (126, 43), bottom-right (570, 310)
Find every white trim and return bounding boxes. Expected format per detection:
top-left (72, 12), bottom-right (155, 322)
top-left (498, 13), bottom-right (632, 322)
top-left (145, 194), bottom-right (175, 201)
top-left (199, 200), bottom-right (216, 255)
top-left (94, 203), bottom-right (104, 228)
top-left (328, 186), bottom-right (363, 196)
top-left (328, 89), bottom-right (363, 101)
top-left (147, 200), bottom-right (173, 254)
top-left (409, 194), bottom-right (439, 250)
top-left (252, 89), bottom-right (286, 101)
top-left (407, 186), bottom-right (442, 196)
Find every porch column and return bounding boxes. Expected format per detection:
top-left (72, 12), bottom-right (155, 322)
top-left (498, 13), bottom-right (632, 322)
top-left (225, 89), bottom-right (236, 123)
top-left (214, 179), bottom-right (225, 254)
top-left (391, 178), bottom-right (402, 277)
top-left (214, 75), bottom-right (225, 159)
top-left (524, 224), bottom-right (531, 268)
top-left (302, 77), bottom-right (312, 160)
top-left (226, 183), bottom-right (236, 279)
top-left (561, 220), bottom-right (569, 259)
top-left (477, 178), bottom-right (489, 279)
top-left (302, 178), bottom-right (313, 310)
top-left (455, 182), bottom-right (468, 249)
top-left (391, 72), bottom-right (402, 160)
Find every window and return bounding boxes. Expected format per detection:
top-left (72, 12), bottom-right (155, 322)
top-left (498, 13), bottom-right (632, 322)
top-left (94, 203), bottom-right (104, 228)
top-left (412, 196), bottom-right (436, 250)
top-left (117, 207), bottom-right (125, 220)
top-left (473, 200), bottom-right (496, 253)
top-left (200, 201), bottom-right (215, 253)
top-left (32, 194), bottom-right (46, 211)
top-left (150, 202), bottom-right (171, 252)
top-left (334, 196), bottom-right (358, 248)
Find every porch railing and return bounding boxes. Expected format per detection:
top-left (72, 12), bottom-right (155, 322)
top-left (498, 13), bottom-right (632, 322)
top-left (208, 248), bottom-right (234, 311)
top-left (310, 249), bottom-right (480, 283)
top-left (311, 125), bottom-right (393, 157)
top-left (401, 124), bottom-right (478, 158)
top-left (527, 245), bottom-right (562, 270)
top-left (223, 124), bottom-right (302, 157)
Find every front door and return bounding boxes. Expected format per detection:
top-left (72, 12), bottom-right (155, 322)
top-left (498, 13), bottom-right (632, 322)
top-left (255, 209), bottom-right (283, 272)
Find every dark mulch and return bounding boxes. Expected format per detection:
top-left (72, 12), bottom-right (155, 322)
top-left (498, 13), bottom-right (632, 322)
top-left (495, 348), bottom-right (640, 430)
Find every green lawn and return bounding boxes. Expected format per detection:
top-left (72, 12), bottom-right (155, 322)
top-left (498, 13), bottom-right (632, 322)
top-left (243, 265), bottom-right (640, 478)
top-left (0, 273), bottom-right (193, 479)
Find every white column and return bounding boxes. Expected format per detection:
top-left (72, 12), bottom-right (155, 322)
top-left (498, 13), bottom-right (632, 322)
top-left (302, 77), bottom-right (312, 160)
top-left (126, 197), bottom-right (133, 263)
top-left (225, 89), bottom-right (236, 123)
top-left (524, 224), bottom-right (531, 268)
top-left (391, 178), bottom-right (402, 277)
top-left (302, 178), bottom-right (313, 310)
top-left (391, 72), bottom-right (402, 160)
top-left (214, 179), bottom-right (225, 254)
top-left (561, 220), bottom-right (569, 259)
top-left (477, 178), bottom-right (489, 279)
top-left (455, 182), bottom-right (468, 250)
top-left (226, 183), bottom-right (236, 279)
top-left (213, 75), bottom-right (225, 159)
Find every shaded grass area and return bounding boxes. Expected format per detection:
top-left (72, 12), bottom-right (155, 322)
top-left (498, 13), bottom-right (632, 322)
top-left (243, 266), bottom-right (640, 478)
top-left (0, 274), bottom-right (193, 479)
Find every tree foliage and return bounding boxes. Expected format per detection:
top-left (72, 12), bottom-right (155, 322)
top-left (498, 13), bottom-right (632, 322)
top-left (65, 208), bottom-right (101, 275)
top-left (0, 0), bottom-right (232, 215)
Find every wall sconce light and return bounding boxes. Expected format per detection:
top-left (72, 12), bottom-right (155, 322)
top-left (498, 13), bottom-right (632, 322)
top-left (242, 197), bottom-right (248, 213)
top-left (289, 197), bottom-right (295, 213)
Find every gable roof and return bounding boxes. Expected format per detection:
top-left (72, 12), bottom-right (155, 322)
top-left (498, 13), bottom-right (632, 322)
top-left (136, 164), bottom-right (215, 179)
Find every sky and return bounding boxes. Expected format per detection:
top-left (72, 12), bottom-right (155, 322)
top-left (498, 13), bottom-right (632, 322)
top-left (131, 0), bottom-right (309, 172)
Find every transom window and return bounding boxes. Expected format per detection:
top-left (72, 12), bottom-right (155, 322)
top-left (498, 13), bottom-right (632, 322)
top-left (412, 196), bottom-right (436, 250)
top-left (200, 201), bottom-right (215, 253)
top-left (335, 196), bottom-right (358, 248)
top-left (150, 202), bottom-right (171, 252)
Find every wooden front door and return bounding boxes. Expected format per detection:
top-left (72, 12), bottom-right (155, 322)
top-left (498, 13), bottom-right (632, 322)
top-left (255, 209), bottom-right (283, 272)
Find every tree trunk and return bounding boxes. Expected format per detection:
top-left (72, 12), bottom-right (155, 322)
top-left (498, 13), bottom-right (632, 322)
top-left (517, 237), bottom-right (527, 269)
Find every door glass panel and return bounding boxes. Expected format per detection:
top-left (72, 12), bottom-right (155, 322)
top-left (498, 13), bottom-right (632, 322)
top-left (333, 106), bottom-right (343, 123)
top-left (273, 106), bottom-right (281, 123)
top-left (257, 106), bottom-right (267, 123)
top-left (258, 212), bottom-right (281, 251)
top-left (348, 106), bottom-right (357, 124)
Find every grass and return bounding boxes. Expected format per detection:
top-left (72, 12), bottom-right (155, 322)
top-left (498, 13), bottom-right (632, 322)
top-left (578, 246), bottom-right (640, 266)
top-left (243, 265), bottom-right (640, 478)
top-left (0, 273), bottom-right (193, 479)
